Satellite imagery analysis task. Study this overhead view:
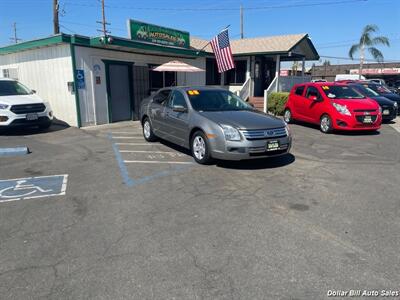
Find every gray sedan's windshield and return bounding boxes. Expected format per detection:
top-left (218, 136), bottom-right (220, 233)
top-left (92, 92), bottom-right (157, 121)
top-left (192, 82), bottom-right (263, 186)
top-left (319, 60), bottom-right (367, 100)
top-left (187, 90), bottom-right (253, 112)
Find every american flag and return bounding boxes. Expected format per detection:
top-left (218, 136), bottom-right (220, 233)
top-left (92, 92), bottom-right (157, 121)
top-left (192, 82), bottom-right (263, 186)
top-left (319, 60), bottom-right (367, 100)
top-left (210, 29), bottom-right (235, 73)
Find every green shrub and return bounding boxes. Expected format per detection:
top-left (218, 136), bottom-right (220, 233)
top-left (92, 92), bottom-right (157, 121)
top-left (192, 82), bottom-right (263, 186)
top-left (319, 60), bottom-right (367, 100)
top-left (267, 92), bottom-right (289, 116)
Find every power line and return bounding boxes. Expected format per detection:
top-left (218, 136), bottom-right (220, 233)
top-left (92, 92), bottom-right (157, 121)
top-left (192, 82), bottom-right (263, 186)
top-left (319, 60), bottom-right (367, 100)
top-left (319, 55), bottom-right (400, 63)
top-left (62, 0), bottom-right (368, 12)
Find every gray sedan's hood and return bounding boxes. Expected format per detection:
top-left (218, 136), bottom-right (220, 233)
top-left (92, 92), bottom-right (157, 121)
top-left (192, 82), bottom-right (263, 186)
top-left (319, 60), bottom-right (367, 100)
top-left (199, 110), bottom-right (285, 130)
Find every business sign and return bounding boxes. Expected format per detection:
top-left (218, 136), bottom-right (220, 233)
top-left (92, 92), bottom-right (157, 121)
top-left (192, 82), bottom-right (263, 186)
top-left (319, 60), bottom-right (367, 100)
top-left (128, 19), bottom-right (190, 49)
top-left (349, 68), bottom-right (400, 75)
top-left (76, 69), bottom-right (85, 89)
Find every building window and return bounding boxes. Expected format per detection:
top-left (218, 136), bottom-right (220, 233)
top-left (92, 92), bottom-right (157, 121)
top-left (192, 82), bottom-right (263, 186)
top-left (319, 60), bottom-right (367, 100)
top-left (149, 64), bottom-right (177, 91)
top-left (224, 60), bottom-right (246, 85)
top-left (2, 68), bottom-right (18, 80)
top-left (206, 58), bottom-right (221, 85)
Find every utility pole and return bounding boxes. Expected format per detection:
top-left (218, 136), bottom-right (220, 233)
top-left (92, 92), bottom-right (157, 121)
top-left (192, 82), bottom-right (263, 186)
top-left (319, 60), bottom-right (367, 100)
top-left (97, 0), bottom-right (110, 36)
top-left (53, 0), bottom-right (60, 34)
top-left (10, 22), bottom-right (22, 44)
top-left (240, 5), bottom-right (244, 39)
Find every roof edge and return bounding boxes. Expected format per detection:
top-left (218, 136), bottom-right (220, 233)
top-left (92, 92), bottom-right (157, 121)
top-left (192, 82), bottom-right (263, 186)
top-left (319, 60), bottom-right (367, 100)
top-left (0, 34), bottom-right (72, 55)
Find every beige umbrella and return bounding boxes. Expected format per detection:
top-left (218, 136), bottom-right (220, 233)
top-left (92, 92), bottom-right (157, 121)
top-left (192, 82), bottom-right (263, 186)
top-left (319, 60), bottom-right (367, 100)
top-left (152, 60), bottom-right (205, 85)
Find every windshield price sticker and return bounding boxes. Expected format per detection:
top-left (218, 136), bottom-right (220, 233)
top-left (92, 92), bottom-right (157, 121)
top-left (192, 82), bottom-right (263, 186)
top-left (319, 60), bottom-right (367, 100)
top-left (322, 86), bottom-right (330, 90)
top-left (187, 90), bottom-right (200, 96)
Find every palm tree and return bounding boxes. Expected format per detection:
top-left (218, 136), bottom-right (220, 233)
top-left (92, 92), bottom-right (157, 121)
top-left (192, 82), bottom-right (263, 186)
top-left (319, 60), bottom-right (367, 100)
top-left (349, 24), bottom-right (390, 79)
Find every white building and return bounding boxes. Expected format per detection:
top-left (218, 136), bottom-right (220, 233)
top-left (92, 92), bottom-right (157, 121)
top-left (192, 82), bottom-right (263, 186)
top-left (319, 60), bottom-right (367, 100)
top-left (0, 22), bottom-right (319, 127)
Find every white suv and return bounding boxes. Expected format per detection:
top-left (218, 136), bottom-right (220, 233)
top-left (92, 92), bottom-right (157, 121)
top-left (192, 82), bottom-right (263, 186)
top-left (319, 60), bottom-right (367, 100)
top-left (0, 78), bottom-right (53, 129)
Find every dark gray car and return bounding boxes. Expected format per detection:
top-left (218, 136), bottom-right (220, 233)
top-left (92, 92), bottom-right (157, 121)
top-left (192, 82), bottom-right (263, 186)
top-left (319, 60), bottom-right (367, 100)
top-left (140, 86), bottom-right (291, 164)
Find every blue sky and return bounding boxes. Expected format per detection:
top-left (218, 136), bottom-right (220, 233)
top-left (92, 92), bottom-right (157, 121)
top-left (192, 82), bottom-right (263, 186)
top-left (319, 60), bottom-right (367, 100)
top-left (0, 0), bottom-right (399, 65)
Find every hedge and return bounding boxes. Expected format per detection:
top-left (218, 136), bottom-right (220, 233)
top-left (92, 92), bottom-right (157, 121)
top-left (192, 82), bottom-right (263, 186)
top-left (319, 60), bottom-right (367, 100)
top-left (267, 92), bottom-right (290, 116)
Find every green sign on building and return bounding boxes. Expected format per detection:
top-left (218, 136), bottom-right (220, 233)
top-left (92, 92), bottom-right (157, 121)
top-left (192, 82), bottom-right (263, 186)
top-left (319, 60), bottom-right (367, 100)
top-left (128, 19), bottom-right (190, 49)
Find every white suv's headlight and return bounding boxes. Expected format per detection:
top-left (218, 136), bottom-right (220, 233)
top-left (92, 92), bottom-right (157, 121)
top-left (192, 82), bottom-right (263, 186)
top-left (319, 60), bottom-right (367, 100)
top-left (332, 103), bottom-right (351, 116)
top-left (221, 124), bottom-right (241, 141)
top-left (0, 103), bottom-right (9, 110)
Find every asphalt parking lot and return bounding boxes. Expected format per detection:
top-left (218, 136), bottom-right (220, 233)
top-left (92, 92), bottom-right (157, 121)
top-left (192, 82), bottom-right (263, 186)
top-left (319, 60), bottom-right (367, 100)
top-left (0, 120), bottom-right (400, 299)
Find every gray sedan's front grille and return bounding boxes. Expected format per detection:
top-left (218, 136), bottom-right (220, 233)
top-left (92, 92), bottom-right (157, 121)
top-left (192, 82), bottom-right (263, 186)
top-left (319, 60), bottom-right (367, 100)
top-left (241, 127), bottom-right (287, 140)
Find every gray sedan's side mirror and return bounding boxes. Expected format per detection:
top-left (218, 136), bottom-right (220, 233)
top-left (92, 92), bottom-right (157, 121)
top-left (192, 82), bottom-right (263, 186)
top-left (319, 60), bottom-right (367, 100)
top-left (172, 105), bottom-right (187, 113)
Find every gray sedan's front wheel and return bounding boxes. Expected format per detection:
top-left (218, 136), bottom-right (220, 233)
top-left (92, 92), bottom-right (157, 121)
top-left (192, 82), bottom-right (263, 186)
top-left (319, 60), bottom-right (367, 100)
top-left (142, 118), bottom-right (157, 142)
top-left (191, 131), bottom-right (212, 164)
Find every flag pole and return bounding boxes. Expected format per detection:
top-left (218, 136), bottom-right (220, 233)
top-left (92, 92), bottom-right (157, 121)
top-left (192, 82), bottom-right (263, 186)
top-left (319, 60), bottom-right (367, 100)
top-left (196, 25), bottom-right (231, 55)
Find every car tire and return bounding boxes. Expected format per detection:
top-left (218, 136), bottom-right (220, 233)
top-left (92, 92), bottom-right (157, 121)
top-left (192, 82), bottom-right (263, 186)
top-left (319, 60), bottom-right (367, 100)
top-left (320, 114), bottom-right (333, 134)
top-left (283, 108), bottom-right (293, 123)
top-left (191, 131), bottom-right (213, 165)
top-left (142, 118), bottom-right (157, 142)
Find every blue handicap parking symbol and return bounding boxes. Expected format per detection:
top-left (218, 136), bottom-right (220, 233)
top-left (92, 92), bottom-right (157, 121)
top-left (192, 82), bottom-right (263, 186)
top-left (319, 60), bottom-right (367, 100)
top-left (0, 175), bottom-right (68, 203)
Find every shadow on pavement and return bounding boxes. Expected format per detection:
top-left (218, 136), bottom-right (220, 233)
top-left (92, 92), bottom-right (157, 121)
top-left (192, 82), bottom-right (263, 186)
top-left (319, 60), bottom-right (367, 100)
top-left (0, 118), bottom-right (70, 136)
top-left (291, 121), bottom-right (381, 136)
top-left (215, 153), bottom-right (295, 170)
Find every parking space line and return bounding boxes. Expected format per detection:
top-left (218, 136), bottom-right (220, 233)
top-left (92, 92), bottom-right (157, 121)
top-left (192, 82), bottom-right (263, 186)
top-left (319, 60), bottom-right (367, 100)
top-left (113, 136), bottom-right (145, 139)
top-left (124, 160), bottom-right (193, 164)
top-left (111, 131), bottom-right (142, 135)
top-left (116, 143), bottom-right (151, 146)
top-left (119, 150), bottom-right (186, 156)
top-left (108, 133), bottom-right (134, 187)
top-left (389, 117), bottom-right (400, 133)
top-left (109, 132), bottom-right (193, 187)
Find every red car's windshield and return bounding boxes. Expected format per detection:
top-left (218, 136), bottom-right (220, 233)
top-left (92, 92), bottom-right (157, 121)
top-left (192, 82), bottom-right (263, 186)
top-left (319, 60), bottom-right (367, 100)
top-left (321, 85), bottom-right (365, 100)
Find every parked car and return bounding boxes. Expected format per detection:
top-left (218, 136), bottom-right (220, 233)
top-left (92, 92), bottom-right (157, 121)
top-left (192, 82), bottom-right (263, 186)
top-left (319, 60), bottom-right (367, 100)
top-left (368, 78), bottom-right (386, 85)
top-left (140, 87), bottom-right (292, 164)
top-left (335, 74), bottom-right (366, 81)
top-left (361, 82), bottom-right (400, 111)
top-left (0, 78), bottom-right (53, 129)
top-left (283, 82), bottom-right (382, 133)
top-left (348, 83), bottom-right (398, 122)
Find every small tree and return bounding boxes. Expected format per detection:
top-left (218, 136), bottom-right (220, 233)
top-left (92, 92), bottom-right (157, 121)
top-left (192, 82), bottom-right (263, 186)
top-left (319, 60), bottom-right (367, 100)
top-left (349, 24), bottom-right (390, 79)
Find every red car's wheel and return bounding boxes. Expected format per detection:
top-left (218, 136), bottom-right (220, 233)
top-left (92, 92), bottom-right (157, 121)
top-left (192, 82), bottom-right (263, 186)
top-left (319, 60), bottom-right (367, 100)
top-left (283, 108), bottom-right (293, 123)
top-left (320, 114), bottom-right (333, 134)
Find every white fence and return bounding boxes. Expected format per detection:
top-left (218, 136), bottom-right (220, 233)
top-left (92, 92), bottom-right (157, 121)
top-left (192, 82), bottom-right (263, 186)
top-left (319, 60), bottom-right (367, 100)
top-left (264, 75), bottom-right (311, 112)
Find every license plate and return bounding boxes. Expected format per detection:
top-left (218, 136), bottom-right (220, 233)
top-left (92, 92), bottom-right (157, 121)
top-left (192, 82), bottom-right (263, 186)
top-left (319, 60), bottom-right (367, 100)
top-left (383, 109), bottom-right (390, 115)
top-left (266, 140), bottom-right (280, 151)
top-left (363, 116), bottom-right (372, 123)
top-left (26, 113), bottom-right (38, 121)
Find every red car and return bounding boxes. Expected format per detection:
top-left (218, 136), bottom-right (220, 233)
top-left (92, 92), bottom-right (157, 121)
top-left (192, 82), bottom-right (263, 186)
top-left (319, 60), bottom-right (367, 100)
top-left (283, 82), bottom-right (382, 133)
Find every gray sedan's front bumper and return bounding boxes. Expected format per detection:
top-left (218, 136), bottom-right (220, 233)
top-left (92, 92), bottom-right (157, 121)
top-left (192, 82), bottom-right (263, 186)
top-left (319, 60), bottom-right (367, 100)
top-left (209, 135), bottom-right (292, 161)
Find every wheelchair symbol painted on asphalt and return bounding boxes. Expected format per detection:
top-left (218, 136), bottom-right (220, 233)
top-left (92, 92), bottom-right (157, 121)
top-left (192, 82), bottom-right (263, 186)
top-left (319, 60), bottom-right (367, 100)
top-left (0, 175), bottom-right (68, 203)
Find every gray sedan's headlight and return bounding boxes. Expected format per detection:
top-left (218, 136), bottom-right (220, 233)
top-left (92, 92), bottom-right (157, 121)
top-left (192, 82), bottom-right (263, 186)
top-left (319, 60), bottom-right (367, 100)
top-left (0, 103), bottom-right (9, 110)
top-left (221, 124), bottom-right (241, 141)
top-left (394, 102), bottom-right (398, 108)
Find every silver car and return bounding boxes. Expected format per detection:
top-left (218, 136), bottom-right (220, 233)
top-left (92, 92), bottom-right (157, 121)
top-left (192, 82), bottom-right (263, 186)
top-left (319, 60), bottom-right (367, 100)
top-left (140, 87), bottom-right (292, 164)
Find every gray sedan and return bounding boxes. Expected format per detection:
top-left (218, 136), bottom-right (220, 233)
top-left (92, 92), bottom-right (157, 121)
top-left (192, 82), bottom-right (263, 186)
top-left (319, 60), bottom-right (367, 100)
top-left (140, 87), bottom-right (292, 164)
